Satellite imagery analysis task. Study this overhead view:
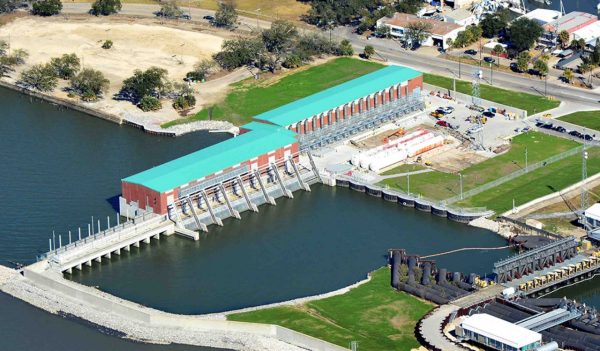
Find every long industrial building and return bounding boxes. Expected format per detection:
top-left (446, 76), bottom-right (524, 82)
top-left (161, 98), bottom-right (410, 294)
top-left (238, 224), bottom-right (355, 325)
top-left (120, 64), bottom-right (424, 221)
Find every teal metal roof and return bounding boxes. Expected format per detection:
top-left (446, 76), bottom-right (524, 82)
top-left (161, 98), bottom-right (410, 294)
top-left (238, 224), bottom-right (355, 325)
top-left (123, 123), bottom-right (298, 193)
top-left (254, 65), bottom-right (421, 127)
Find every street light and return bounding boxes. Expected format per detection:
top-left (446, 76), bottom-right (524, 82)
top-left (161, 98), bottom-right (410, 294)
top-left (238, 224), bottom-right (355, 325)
top-left (489, 62), bottom-right (493, 85)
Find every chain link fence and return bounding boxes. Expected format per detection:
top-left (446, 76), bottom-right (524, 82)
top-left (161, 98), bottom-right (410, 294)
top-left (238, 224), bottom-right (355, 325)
top-left (445, 145), bottom-right (586, 204)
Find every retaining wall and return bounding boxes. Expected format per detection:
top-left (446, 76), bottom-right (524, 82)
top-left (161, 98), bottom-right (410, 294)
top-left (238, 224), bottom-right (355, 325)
top-left (21, 263), bottom-right (348, 351)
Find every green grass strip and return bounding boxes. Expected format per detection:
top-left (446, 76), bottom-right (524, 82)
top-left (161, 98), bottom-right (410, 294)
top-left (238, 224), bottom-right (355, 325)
top-left (557, 111), bottom-right (600, 132)
top-left (163, 57), bottom-right (384, 127)
top-left (228, 267), bottom-right (433, 350)
top-left (423, 73), bottom-right (560, 115)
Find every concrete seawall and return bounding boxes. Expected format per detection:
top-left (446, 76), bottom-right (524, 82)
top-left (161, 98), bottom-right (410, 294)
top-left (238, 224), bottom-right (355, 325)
top-left (0, 263), bottom-right (348, 351)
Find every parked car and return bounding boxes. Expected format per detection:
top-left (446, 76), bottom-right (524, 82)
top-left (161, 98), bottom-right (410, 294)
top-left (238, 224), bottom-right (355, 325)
top-left (439, 106), bottom-right (455, 114)
top-left (484, 57), bottom-right (495, 64)
top-left (203, 15), bottom-right (214, 20)
top-left (436, 120), bottom-right (455, 129)
top-left (467, 125), bottom-right (483, 134)
top-left (569, 130), bottom-right (582, 138)
top-left (482, 111), bottom-right (495, 118)
top-left (583, 134), bottom-right (594, 141)
top-left (180, 14), bottom-right (191, 20)
top-left (554, 126), bottom-right (566, 133)
top-left (465, 49), bottom-right (477, 55)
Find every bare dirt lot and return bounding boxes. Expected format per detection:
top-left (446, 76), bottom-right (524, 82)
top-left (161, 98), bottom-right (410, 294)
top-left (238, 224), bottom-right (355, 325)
top-left (0, 16), bottom-right (247, 130)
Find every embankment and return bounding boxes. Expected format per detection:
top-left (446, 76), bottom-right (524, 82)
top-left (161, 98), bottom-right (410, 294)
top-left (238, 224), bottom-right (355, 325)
top-left (0, 81), bottom-right (236, 137)
top-left (0, 263), bottom-right (348, 351)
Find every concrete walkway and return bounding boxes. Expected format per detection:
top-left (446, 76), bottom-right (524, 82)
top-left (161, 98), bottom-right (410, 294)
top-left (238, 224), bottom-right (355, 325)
top-left (418, 304), bottom-right (464, 351)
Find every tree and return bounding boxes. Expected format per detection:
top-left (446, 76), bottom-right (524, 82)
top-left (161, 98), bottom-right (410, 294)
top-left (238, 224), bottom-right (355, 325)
top-left (70, 68), bottom-right (110, 101)
top-left (0, 0), bottom-right (18, 13)
top-left (396, 0), bottom-right (423, 15)
top-left (213, 36), bottom-right (263, 70)
top-left (591, 39), bottom-right (600, 65)
top-left (186, 59), bottom-right (215, 82)
top-left (32, 0), bottom-right (62, 16)
top-left (479, 10), bottom-right (509, 38)
top-left (158, 0), bottom-right (183, 19)
top-left (363, 45), bottom-right (375, 59)
top-left (557, 30), bottom-right (570, 48)
top-left (533, 59), bottom-right (548, 77)
top-left (2, 49), bottom-right (29, 66)
top-left (50, 53), bottom-right (81, 80)
top-left (90, 0), bottom-right (121, 16)
top-left (303, 0), bottom-right (386, 27)
top-left (562, 69), bottom-right (574, 84)
top-left (493, 44), bottom-right (504, 66)
top-left (337, 39), bottom-right (354, 56)
top-left (579, 63), bottom-right (592, 74)
top-left (508, 18), bottom-right (543, 52)
top-left (138, 95), bottom-right (161, 111)
top-left (375, 25), bottom-right (391, 39)
top-left (516, 51), bottom-right (530, 72)
top-left (405, 21), bottom-right (433, 49)
top-left (261, 20), bottom-right (298, 69)
top-left (121, 67), bottom-right (169, 102)
top-left (19, 64), bottom-right (58, 92)
top-left (213, 0), bottom-right (237, 28)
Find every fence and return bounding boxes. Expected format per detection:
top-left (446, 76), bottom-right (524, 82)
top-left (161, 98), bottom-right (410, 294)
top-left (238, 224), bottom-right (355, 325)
top-left (445, 146), bottom-right (585, 204)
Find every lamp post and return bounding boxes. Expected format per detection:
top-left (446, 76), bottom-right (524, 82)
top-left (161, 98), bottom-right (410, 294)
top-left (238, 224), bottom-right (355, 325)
top-left (407, 173), bottom-right (410, 196)
top-left (489, 62), bottom-right (493, 85)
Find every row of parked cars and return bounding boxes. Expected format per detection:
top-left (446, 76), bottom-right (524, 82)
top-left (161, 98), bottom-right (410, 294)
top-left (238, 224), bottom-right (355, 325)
top-left (536, 120), bottom-right (595, 141)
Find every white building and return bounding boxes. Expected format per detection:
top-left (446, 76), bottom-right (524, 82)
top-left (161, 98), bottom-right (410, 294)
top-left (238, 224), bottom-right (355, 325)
top-left (584, 203), bottom-right (600, 229)
top-left (377, 13), bottom-right (465, 50)
top-left (520, 9), bottom-right (562, 26)
top-left (457, 313), bottom-right (542, 351)
top-left (445, 7), bottom-right (478, 26)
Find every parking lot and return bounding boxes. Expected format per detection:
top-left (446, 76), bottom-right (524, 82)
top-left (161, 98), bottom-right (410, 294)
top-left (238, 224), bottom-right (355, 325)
top-left (534, 118), bottom-right (599, 144)
top-left (424, 93), bottom-right (531, 151)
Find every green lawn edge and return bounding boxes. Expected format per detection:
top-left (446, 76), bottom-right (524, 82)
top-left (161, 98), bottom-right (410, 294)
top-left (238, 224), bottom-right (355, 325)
top-left (228, 267), bottom-right (433, 350)
top-left (163, 57), bottom-right (385, 128)
top-left (557, 111), bottom-right (600, 131)
top-left (423, 73), bottom-right (560, 115)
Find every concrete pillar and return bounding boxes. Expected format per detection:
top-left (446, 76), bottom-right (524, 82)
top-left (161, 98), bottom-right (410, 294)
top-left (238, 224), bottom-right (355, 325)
top-left (75, 264), bottom-right (82, 270)
top-left (64, 268), bottom-right (72, 275)
top-left (104, 252), bottom-right (111, 259)
top-left (85, 260), bottom-right (92, 267)
top-left (94, 257), bottom-right (101, 263)
top-left (113, 249), bottom-right (121, 256)
top-left (153, 234), bottom-right (160, 240)
top-left (123, 245), bottom-right (130, 252)
top-left (133, 241), bottom-right (140, 248)
top-left (143, 238), bottom-right (150, 244)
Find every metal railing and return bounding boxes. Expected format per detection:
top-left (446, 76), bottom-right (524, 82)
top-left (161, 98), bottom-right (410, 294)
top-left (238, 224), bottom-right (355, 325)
top-left (445, 146), bottom-right (586, 204)
top-left (299, 96), bottom-right (424, 151)
top-left (40, 212), bottom-right (164, 260)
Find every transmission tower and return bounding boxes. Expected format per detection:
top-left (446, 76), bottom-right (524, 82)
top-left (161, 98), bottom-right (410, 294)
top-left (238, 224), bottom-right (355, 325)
top-left (472, 69), bottom-right (482, 106)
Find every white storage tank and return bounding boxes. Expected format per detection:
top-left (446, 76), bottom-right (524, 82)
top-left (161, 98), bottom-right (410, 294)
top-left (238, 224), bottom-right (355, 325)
top-left (369, 149), bottom-right (409, 173)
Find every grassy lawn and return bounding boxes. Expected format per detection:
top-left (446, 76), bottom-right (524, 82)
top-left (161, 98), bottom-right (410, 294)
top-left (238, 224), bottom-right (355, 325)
top-left (455, 146), bottom-right (600, 214)
top-left (557, 111), bottom-right (600, 131)
top-left (228, 267), bottom-right (433, 351)
top-left (380, 163), bottom-right (426, 176)
top-left (163, 58), bottom-right (384, 127)
top-left (379, 132), bottom-right (579, 200)
top-left (423, 73), bottom-right (560, 115)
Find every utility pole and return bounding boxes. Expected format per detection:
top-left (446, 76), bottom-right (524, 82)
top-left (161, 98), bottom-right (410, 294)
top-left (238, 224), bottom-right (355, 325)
top-left (459, 173), bottom-right (463, 200)
top-left (489, 62), bottom-right (493, 85)
top-left (407, 173), bottom-right (410, 195)
top-left (544, 72), bottom-right (548, 96)
top-left (525, 147), bottom-right (528, 172)
top-left (459, 55), bottom-right (462, 79)
top-left (581, 140), bottom-right (589, 218)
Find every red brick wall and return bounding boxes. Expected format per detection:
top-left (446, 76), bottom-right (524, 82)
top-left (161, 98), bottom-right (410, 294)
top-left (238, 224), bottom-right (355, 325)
top-left (408, 75), bottom-right (423, 94)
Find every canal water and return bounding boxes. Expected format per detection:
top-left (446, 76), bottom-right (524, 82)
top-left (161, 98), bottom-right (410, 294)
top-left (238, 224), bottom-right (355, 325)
top-left (525, 0), bottom-right (598, 14)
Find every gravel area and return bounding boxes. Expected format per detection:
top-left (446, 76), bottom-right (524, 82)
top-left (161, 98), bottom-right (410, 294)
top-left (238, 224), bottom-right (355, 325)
top-left (0, 271), bottom-right (303, 351)
top-left (161, 120), bottom-right (238, 136)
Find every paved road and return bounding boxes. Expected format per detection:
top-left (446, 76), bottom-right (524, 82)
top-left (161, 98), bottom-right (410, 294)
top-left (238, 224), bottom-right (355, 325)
top-left (60, 4), bottom-right (599, 108)
top-left (333, 27), bottom-right (600, 108)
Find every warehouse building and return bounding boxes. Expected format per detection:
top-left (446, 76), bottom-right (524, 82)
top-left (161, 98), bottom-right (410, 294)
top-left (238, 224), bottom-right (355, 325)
top-left (121, 122), bottom-right (298, 215)
top-left (540, 11), bottom-right (598, 47)
top-left (254, 65), bottom-right (424, 150)
top-left (121, 64), bottom-right (424, 217)
top-left (457, 313), bottom-right (542, 351)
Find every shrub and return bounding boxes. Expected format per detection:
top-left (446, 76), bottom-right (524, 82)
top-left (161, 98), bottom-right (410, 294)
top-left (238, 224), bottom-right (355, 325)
top-left (90, 0), bottom-right (121, 16)
top-left (32, 0), bottom-right (62, 16)
top-left (138, 95), bottom-right (162, 111)
top-left (50, 53), bottom-right (81, 79)
top-left (102, 40), bottom-right (113, 49)
top-left (19, 63), bottom-right (58, 92)
top-left (172, 94), bottom-right (196, 110)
